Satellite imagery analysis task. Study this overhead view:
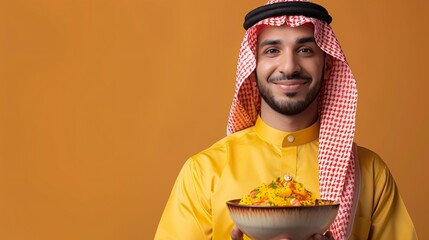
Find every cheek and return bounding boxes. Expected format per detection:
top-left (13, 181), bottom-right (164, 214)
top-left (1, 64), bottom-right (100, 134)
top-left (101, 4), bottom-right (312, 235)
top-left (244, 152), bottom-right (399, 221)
top-left (305, 60), bottom-right (325, 79)
top-left (256, 60), bottom-right (274, 79)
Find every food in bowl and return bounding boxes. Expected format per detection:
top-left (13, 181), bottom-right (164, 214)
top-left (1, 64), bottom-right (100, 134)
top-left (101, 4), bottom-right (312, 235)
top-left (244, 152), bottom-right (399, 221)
top-left (239, 176), bottom-right (322, 207)
top-left (226, 176), bottom-right (340, 240)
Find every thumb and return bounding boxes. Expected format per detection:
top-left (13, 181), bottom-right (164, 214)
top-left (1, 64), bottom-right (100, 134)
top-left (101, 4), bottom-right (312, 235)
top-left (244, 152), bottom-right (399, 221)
top-left (231, 226), bottom-right (244, 240)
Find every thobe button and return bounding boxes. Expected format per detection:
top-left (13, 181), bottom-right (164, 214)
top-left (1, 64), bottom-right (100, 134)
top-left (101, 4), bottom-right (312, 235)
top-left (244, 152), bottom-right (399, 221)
top-left (284, 174), bottom-right (292, 181)
top-left (287, 135), bottom-right (295, 143)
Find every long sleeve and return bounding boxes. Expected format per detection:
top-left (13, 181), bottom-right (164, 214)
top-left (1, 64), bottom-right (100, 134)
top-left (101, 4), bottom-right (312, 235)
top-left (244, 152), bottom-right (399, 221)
top-left (369, 163), bottom-right (417, 239)
top-left (154, 158), bottom-right (213, 240)
top-left (352, 147), bottom-right (418, 239)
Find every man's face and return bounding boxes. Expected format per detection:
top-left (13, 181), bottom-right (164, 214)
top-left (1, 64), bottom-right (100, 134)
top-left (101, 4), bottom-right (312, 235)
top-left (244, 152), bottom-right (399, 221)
top-left (256, 24), bottom-right (328, 116)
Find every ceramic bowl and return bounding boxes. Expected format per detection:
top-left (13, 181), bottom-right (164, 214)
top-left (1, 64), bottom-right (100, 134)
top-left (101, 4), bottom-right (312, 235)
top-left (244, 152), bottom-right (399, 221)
top-left (226, 199), bottom-right (339, 240)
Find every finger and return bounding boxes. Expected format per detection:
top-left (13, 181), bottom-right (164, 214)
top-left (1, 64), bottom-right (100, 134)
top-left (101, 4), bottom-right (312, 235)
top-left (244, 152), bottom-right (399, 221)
top-left (325, 231), bottom-right (334, 240)
top-left (312, 233), bottom-right (328, 240)
top-left (231, 226), bottom-right (244, 240)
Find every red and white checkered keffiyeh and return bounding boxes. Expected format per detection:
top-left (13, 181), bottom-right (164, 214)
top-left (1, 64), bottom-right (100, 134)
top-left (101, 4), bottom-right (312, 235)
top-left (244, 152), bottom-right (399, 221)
top-left (227, 0), bottom-right (358, 239)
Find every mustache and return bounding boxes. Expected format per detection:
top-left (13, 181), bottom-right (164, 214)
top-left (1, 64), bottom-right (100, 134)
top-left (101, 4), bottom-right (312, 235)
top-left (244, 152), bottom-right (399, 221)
top-left (268, 73), bottom-right (312, 82)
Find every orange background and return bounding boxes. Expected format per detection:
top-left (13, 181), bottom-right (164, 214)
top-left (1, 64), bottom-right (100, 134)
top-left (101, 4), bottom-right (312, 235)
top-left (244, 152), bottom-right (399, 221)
top-left (0, 0), bottom-right (428, 239)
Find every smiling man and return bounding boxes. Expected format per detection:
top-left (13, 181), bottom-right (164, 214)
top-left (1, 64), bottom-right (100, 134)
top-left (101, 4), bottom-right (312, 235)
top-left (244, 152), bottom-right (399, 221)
top-left (255, 24), bottom-right (327, 131)
top-left (155, 1), bottom-right (417, 239)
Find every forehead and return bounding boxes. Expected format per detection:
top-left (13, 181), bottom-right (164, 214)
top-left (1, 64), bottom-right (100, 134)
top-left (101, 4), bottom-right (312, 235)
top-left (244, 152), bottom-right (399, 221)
top-left (257, 24), bottom-right (315, 44)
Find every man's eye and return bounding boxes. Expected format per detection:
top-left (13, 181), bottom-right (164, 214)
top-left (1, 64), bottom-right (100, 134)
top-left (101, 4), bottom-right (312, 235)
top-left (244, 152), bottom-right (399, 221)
top-left (298, 48), bottom-right (313, 54)
top-left (265, 48), bottom-right (279, 55)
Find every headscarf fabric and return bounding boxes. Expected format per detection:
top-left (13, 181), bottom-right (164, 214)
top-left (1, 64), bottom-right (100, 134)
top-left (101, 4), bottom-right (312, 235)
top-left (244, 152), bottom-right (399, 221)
top-left (227, 0), bottom-right (358, 239)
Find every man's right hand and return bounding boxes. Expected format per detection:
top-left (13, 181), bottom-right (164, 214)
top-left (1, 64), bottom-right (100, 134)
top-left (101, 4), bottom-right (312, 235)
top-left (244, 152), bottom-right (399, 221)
top-left (231, 226), bottom-right (244, 240)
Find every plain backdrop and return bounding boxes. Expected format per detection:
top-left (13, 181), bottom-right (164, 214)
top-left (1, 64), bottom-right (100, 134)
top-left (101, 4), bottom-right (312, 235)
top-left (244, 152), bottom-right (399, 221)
top-left (0, 0), bottom-right (428, 239)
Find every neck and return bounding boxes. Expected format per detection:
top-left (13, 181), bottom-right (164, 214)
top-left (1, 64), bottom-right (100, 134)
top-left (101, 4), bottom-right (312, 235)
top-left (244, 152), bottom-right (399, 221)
top-left (259, 99), bottom-right (319, 132)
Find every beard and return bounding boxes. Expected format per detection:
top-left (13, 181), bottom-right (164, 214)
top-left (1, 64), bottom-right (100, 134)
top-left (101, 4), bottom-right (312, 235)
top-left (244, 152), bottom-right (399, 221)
top-left (256, 74), bottom-right (322, 116)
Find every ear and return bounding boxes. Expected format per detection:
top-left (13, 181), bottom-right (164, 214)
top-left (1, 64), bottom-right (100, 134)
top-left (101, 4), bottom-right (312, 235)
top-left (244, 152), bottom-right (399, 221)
top-left (323, 55), bottom-right (333, 80)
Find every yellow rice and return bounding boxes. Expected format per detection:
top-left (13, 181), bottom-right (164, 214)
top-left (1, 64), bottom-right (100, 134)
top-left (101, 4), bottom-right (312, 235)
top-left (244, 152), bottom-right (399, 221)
top-left (239, 177), bottom-right (320, 206)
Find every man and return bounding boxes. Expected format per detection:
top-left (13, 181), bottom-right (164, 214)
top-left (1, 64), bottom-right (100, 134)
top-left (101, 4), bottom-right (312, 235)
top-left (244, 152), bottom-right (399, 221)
top-left (155, 0), bottom-right (417, 239)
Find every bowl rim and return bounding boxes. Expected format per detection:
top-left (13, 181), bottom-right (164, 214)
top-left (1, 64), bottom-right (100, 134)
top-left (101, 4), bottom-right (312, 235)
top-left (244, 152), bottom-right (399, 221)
top-left (226, 198), bottom-right (340, 209)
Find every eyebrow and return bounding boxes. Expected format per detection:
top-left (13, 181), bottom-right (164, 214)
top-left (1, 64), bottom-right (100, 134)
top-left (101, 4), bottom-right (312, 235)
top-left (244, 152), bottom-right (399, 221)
top-left (259, 36), bottom-right (316, 48)
top-left (259, 39), bottom-right (281, 48)
top-left (296, 37), bottom-right (316, 44)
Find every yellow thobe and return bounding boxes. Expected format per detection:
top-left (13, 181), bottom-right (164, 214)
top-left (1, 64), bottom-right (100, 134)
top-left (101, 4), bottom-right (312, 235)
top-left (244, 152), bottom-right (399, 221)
top-left (155, 117), bottom-right (417, 239)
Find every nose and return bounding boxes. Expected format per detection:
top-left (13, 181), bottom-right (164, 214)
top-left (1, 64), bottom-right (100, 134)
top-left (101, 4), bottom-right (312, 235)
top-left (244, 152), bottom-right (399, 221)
top-left (278, 50), bottom-right (301, 76)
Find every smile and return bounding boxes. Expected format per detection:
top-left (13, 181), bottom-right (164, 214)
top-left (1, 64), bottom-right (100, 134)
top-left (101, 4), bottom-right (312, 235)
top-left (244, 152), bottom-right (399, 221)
top-left (273, 80), bottom-right (308, 92)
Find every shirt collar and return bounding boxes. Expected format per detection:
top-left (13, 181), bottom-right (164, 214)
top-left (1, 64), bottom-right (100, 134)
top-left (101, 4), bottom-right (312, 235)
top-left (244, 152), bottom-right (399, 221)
top-left (254, 116), bottom-right (319, 147)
